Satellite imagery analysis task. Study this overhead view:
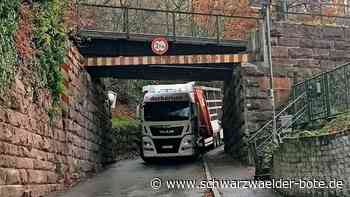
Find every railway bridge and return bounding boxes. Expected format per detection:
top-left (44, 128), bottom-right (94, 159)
top-left (76, 2), bottom-right (261, 161)
top-left (4, 1), bottom-right (350, 197)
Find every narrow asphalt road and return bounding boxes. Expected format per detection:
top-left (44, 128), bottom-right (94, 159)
top-left (50, 148), bottom-right (283, 197)
top-left (205, 146), bottom-right (282, 197)
top-left (50, 158), bottom-right (206, 197)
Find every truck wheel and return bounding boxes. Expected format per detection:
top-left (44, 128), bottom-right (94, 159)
top-left (208, 141), bottom-right (215, 150)
top-left (142, 156), bottom-right (155, 164)
top-left (191, 149), bottom-right (200, 161)
top-left (213, 136), bottom-right (218, 148)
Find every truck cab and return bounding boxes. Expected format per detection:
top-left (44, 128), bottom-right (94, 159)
top-left (138, 82), bottom-right (222, 162)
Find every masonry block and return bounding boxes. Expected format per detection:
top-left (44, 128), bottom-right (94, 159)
top-left (288, 48), bottom-right (314, 59)
top-left (0, 46), bottom-right (114, 197)
top-left (272, 46), bottom-right (288, 58)
top-left (273, 131), bottom-right (350, 197)
top-left (322, 26), bottom-right (344, 40)
top-left (278, 37), bottom-right (301, 47)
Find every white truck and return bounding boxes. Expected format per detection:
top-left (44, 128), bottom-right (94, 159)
top-left (137, 82), bottom-right (223, 162)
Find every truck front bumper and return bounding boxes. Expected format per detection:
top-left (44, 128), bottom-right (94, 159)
top-left (142, 135), bottom-right (195, 158)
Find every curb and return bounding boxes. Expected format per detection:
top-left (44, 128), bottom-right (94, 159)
top-left (203, 155), bottom-right (222, 197)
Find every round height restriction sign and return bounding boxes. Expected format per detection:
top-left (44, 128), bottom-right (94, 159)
top-left (151, 37), bottom-right (169, 55)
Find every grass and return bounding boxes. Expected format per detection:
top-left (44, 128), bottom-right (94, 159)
top-left (111, 116), bottom-right (138, 129)
top-left (293, 112), bottom-right (350, 138)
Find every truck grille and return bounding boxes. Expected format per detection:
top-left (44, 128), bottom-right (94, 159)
top-left (153, 138), bottom-right (182, 154)
top-left (150, 126), bottom-right (184, 136)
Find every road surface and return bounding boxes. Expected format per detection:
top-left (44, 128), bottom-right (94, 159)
top-left (51, 158), bottom-right (207, 197)
top-left (50, 149), bottom-right (283, 197)
top-left (205, 146), bottom-right (282, 197)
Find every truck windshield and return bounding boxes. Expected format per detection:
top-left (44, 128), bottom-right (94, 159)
top-left (144, 101), bottom-right (190, 121)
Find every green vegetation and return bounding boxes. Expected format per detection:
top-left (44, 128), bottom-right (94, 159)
top-left (33, 0), bottom-right (68, 104)
top-left (0, 0), bottom-right (69, 105)
top-left (292, 112), bottom-right (350, 138)
top-left (0, 0), bottom-right (20, 94)
top-left (260, 112), bottom-right (350, 171)
top-left (112, 116), bottom-right (139, 129)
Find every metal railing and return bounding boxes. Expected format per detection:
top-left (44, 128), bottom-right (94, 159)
top-left (272, 1), bottom-right (350, 27)
top-left (77, 3), bottom-right (261, 41)
top-left (292, 62), bottom-right (350, 124)
top-left (249, 62), bottom-right (350, 173)
top-left (248, 92), bottom-right (307, 159)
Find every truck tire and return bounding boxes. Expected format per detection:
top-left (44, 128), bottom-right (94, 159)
top-left (213, 135), bottom-right (218, 148)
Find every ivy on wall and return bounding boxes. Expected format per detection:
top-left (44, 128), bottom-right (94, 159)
top-left (0, 0), bottom-right (69, 105)
top-left (0, 0), bottom-right (20, 94)
top-left (33, 0), bottom-right (68, 104)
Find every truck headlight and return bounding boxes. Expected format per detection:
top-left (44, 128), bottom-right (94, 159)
top-left (183, 139), bottom-right (192, 146)
top-left (143, 141), bottom-right (152, 147)
top-left (180, 135), bottom-right (193, 150)
top-left (142, 137), bottom-right (154, 151)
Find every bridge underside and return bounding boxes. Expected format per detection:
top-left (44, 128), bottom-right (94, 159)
top-left (85, 63), bottom-right (237, 81)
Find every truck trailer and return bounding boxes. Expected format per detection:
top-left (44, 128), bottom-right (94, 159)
top-left (137, 82), bottom-right (223, 162)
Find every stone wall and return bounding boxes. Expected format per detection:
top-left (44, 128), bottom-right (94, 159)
top-left (271, 22), bottom-right (350, 78)
top-left (244, 22), bottom-right (350, 136)
top-left (0, 46), bottom-right (115, 197)
top-left (223, 66), bottom-right (246, 161)
top-left (241, 63), bottom-right (291, 134)
top-left (222, 62), bottom-right (292, 163)
top-left (272, 131), bottom-right (350, 197)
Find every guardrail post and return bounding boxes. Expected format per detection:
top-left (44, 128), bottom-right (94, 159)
top-left (112, 7), bottom-right (119, 31)
top-left (305, 80), bottom-right (312, 122)
top-left (292, 86), bottom-right (297, 117)
top-left (324, 74), bottom-right (331, 118)
top-left (123, 7), bottom-right (129, 36)
top-left (191, 13), bottom-right (195, 37)
top-left (216, 15), bottom-right (220, 44)
top-left (172, 12), bottom-right (176, 40)
top-left (345, 66), bottom-right (350, 110)
top-left (126, 7), bottom-right (129, 37)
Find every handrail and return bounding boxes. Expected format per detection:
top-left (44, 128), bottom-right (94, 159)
top-left (275, 92), bottom-right (306, 118)
top-left (247, 119), bottom-right (273, 142)
top-left (292, 62), bottom-right (350, 122)
top-left (78, 2), bottom-right (261, 42)
top-left (293, 62), bottom-right (350, 87)
top-left (251, 61), bottom-right (350, 173)
top-left (79, 3), bottom-right (262, 20)
top-left (248, 92), bottom-right (306, 143)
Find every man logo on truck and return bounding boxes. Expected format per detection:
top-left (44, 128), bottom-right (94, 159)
top-left (159, 130), bottom-right (175, 134)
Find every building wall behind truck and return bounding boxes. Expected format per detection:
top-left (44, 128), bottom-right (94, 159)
top-left (0, 46), bottom-right (115, 197)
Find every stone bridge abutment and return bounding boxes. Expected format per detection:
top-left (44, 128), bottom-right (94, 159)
top-left (0, 46), bottom-right (115, 197)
